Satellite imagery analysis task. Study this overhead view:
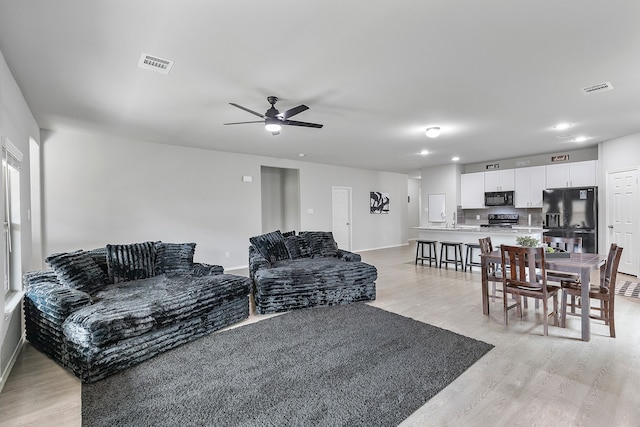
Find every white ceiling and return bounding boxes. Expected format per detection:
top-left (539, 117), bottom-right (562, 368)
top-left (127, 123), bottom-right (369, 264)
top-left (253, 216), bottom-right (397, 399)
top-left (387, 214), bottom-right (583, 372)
top-left (1, 1), bottom-right (640, 177)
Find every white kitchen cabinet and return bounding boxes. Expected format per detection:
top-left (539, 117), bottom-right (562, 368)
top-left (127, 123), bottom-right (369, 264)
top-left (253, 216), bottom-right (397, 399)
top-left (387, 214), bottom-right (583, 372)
top-left (484, 169), bottom-right (515, 192)
top-left (461, 172), bottom-right (485, 209)
top-left (546, 160), bottom-right (597, 188)
top-left (514, 166), bottom-right (546, 208)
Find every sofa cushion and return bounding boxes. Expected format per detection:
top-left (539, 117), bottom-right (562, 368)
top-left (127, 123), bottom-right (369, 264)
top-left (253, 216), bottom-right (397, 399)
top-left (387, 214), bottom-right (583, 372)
top-left (250, 230), bottom-right (291, 263)
top-left (284, 235), bottom-right (312, 260)
top-left (63, 274), bottom-right (251, 349)
top-left (106, 242), bottom-right (156, 283)
top-left (45, 250), bottom-right (109, 295)
top-left (299, 231), bottom-right (339, 258)
top-left (155, 242), bottom-right (196, 275)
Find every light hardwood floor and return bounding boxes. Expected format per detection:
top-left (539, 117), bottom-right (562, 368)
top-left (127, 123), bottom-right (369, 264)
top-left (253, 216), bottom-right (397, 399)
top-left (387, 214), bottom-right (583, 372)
top-left (1, 244), bottom-right (639, 426)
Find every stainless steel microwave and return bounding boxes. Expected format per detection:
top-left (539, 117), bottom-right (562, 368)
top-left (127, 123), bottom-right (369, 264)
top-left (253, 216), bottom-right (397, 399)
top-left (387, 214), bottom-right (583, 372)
top-left (484, 191), bottom-right (514, 207)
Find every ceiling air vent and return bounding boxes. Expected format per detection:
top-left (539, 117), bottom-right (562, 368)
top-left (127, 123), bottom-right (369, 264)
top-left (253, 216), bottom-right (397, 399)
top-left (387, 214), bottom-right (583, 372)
top-left (138, 53), bottom-right (174, 74)
top-left (582, 81), bottom-right (613, 95)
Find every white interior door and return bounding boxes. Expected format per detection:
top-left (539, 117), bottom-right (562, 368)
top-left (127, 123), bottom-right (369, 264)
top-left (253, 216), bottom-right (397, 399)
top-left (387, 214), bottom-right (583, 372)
top-left (332, 187), bottom-right (352, 250)
top-left (607, 168), bottom-right (639, 276)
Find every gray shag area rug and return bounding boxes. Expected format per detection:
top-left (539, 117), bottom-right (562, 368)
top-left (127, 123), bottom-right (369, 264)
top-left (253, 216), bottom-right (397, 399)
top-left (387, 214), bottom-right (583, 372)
top-left (82, 303), bottom-right (493, 426)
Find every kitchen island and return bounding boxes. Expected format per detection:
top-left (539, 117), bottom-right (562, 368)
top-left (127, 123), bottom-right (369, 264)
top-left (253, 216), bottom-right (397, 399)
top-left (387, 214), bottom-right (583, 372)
top-left (414, 226), bottom-right (547, 249)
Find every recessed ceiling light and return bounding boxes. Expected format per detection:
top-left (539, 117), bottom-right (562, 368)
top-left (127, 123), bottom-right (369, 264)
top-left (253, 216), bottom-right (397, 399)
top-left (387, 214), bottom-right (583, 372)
top-left (553, 123), bottom-right (572, 130)
top-left (452, 156), bottom-right (460, 162)
top-left (420, 150), bottom-right (429, 155)
top-left (425, 127), bottom-right (441, 138)
top-left (573, 136), bottom-right (588, 143)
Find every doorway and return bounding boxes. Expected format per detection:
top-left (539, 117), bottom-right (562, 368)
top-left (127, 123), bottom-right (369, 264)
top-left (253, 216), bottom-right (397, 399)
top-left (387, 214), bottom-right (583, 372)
top-left (332, 186), bottom-right (352, 250)
top-left (606, 168), bottom-right (639, 276)
top-left (260, 166), bottom-right (300, 234)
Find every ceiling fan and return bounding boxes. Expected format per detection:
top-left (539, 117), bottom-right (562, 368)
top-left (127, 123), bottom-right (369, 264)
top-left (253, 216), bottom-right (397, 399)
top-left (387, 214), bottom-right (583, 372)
top-left (224, 96), bottom-right (324, 135)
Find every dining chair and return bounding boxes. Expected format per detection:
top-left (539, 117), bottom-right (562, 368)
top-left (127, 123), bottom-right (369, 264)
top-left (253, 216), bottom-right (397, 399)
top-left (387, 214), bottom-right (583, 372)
top-left (560, 244), bottom-right (623, 337)
top-left (544, 236), bottom-right (583, 288)
top-left (544, 235), bottom-right (583, 253)
top-left (479, 237), bottom-right (502, 301)
top-left (500, 244), bottom-right (559, 336)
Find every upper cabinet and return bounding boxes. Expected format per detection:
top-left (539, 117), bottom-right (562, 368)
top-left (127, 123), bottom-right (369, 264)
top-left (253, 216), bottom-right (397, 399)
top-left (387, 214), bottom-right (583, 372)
top-left (461, 172), bottom-right (485, 209)
top-left (546, 160), bottom-right (597, 188)
top-left (484, 169), bottom-right (515, 192)
top-left (514, 166), bottom-right (546, 208)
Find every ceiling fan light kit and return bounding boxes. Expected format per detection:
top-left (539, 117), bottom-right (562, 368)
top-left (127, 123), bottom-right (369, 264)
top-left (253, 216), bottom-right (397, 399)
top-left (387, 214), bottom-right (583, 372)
top-left (426, 127), bottom-right (441, 138)
top-left (225, 96), bottom-right (323, 136)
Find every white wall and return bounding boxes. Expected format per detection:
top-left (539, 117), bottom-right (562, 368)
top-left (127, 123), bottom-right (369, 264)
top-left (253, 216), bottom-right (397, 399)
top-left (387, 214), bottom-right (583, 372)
top-left (598, 133), bottom-right (640, 255)
top-left (600, 132), bottom-right (640, 172)
top-left (420, 163), bottom-right (462, 226)
top-left (41, 129), bottom-right (409, 269)
top-left (0, 49), bottom-right (39, 389)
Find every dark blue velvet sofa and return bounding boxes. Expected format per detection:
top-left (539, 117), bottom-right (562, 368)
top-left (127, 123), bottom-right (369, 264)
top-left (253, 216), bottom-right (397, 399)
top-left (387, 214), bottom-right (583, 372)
top-left (23, 241), bottom-right (251, 383)
top-left (249, 231), bottom-right (377, 314)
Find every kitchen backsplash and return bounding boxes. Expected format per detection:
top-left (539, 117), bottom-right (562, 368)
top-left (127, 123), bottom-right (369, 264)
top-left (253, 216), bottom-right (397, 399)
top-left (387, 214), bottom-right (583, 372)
top-left (457, 206), bottom-right (543, 227)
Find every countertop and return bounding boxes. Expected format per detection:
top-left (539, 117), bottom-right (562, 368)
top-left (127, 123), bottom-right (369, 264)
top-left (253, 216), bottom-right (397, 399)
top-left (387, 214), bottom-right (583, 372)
top-left (413, 226), bottom-right (547, 234)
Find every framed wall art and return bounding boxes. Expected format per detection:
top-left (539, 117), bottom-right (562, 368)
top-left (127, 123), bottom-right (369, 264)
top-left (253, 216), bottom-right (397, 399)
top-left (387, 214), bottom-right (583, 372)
top-left (370, 191), bottom-right (390, 214)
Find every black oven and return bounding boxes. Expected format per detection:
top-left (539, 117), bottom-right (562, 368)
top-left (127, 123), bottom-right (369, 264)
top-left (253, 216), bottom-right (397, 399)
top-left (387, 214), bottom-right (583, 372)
top-left (484, 191), bottom-right (514, 207)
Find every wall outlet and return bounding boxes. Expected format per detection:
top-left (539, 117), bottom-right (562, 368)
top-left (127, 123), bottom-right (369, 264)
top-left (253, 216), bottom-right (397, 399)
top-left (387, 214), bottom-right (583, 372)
top-left (225, 251), bottom-right (230, 258)
top-left (476, 214), bottom-right (481, 220)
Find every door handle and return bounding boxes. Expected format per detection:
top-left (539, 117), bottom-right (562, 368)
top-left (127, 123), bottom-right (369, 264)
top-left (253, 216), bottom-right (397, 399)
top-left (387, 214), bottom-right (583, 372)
top-left (608, 225), bottom-right (614, 229)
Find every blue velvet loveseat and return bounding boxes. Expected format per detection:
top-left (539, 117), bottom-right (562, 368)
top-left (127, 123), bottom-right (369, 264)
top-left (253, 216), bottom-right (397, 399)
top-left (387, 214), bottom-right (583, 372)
top-left (249, 231), bottom-right (377, 314)
top-left (23, 241), bottom-right (251, 383)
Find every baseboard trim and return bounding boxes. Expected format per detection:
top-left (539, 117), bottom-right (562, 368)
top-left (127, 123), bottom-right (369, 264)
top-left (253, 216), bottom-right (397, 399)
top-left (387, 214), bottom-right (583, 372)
top-left (0, 335), bottom-right (25, 393)
top-left (225, 264), bottom-right (249, 273)
top-left (356, 242), bottom-right (410, 253)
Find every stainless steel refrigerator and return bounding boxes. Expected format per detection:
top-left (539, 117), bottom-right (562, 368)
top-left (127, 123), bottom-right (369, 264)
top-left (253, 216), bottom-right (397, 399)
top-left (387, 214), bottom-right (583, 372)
top-left (542, 187), bottom-right (598, 253)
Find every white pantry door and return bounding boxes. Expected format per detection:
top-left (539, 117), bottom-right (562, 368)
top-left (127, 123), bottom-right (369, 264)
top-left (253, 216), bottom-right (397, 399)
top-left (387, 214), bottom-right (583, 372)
top-left (332, 187), bottom-right (352, 251)
top-left (607, 168), bottom-right (639, 276)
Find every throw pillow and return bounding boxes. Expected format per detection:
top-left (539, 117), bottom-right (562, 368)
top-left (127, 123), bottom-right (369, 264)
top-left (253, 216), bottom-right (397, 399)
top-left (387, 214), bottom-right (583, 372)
top-left (282, 230), bottom-right (296, 237)
top-left (85, 246), bottom-right (109, 277)
top-left (284, 235), bottom-right (312, 259)
top-left (154, 242), bottom-right (196, 275)
top-left (22, 270), bottom-right (60, 288)
top-left (299, 231), bottom-right (339, 258)
top-left (45, 250), bottom-right (109, 295)
top-left (106, 242), bottom-right (157, 283)
top-left (249, 230), bottom-right (291, 263)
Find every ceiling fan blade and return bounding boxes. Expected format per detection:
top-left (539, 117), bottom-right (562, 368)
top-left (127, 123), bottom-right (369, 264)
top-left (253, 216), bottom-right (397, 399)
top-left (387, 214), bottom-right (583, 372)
top-left (280, 104), bottom-right (309, 120)
top-left (229, 103), bottom-right (264, 118)
top-left (283, 119), bottom-right (324, 129)
top-left (223, 120), bottom-right (265, 125)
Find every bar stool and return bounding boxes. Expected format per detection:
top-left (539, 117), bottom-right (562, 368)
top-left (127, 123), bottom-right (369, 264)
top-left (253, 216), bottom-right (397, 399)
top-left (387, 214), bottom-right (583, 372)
top-left (464, 243), bottom-right (482, 272)
top-left (439, 241), bottom-right (464, 271)
top-left (415, 240), bottom-right (438, 266)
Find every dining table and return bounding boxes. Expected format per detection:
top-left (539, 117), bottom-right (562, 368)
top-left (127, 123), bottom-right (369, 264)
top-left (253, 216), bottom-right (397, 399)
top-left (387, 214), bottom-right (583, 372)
top-left (480, 250), bottom-right (607, 341)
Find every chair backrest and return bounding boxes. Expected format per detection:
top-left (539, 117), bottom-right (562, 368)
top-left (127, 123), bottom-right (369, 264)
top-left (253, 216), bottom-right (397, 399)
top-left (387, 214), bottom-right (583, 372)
top-left (478, 237), bottom-right (493, 255)
top-left (601, 244), bottom-right (623, 294)
top-left (543, 235), bottom-right (583, 253)
top-left (500, 244), bottom-right (547, 292)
